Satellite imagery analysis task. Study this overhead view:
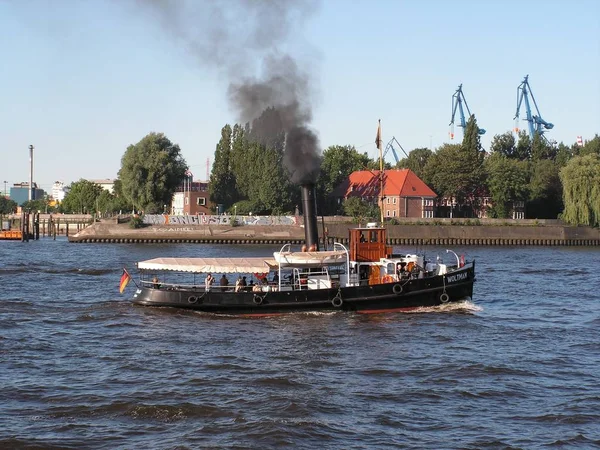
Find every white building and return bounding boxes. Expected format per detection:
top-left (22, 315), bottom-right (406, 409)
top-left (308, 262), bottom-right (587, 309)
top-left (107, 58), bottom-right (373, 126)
top-left (51, 181), bottom-right (70, 202)
top-left (171, 192), bottom-right (184, 215)
top-left (89, 179), bottom-right (116, 193)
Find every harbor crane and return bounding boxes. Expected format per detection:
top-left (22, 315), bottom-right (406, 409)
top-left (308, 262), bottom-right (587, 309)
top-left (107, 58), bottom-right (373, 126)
top-left (449, 84), bottom-right (486, 140)
top-left (514, 75), bottom-right (554, 139)
top-left (384, 137), bottom-right (409, 164)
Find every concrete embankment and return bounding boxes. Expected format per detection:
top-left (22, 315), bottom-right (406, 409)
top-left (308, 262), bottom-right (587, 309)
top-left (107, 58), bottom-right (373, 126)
top-left (325, 223), bottom-right (600, 246)
top-left (68, 222), bottom-right (306, 245)
top-left (68, 221), bottom-right (600, 246)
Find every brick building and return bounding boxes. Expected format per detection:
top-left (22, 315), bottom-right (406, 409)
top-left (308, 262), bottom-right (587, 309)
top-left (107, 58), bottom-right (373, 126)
top-left (171, 181), bottom-right (212, 215)
top-left (334, 169), bottom-right (437, 219)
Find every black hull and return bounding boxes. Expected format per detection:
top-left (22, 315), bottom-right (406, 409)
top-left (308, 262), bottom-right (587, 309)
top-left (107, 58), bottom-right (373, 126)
top-left (132, 265), bottom-right (475, 315)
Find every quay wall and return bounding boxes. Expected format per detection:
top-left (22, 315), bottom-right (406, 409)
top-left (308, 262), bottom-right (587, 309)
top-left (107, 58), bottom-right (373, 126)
top-left (67, 221), bottom-right (600, 246)
top-left (324, 223), bottom-right (600, 247)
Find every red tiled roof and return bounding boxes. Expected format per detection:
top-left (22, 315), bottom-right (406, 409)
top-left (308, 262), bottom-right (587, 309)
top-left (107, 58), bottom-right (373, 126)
top-left (335, 169), bottom-right (436, 199)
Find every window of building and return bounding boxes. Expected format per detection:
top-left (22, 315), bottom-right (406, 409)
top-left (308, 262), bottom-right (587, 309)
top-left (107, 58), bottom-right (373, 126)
top-left (423, 198), bottom-right (433, 207)
top-left (392, 197), bottom-right (397, 204)
top-left (386, 210), bottom-right (390, 217)
top-left (197, 197), bottom-right (206, 206)
top-left (423, 210), bottom-right (434, 218)
top-left (387, 197), bottom-right (391, 204)
top-left (184, 197), bottom-right (189, 205)
top-left (392, 210), bottom-right (396, 217)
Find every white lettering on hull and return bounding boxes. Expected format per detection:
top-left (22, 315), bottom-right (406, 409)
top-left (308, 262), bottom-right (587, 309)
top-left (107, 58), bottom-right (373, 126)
top-left (446, 272), bottom-right (468, 284)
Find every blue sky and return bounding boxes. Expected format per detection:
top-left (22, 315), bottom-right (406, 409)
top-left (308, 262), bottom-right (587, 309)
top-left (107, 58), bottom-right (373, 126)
top-left (1, 0), bottom-right (599, 193)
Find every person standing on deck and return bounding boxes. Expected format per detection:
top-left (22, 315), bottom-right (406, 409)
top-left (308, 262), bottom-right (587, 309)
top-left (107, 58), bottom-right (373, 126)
top-left (205, 273), bottom-right (215, 292)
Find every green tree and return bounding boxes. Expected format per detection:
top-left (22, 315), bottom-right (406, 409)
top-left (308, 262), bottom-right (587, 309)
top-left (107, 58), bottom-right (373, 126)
top-left (527, 159), bottom-right (563, 218)
top-left (210, 124), bottom-right (236, 211)
top-left (578, 134), bottom-right (600, 157)
top-left (118, 132), bottom-right (188, 213)
top-left (0, 197), bottom-right (17, 214)
top-left (21, 196), bottom-right (57, 214)
top-left (316, 145), bottom-right (372, 214)
top-left (554, 142), bottom-right (573, 168)
top-left (489, 132), bottom-right (518, 159)
top-left (515, 132), bottom-right (532, 160)
top-left (396, 147), bottom-right (432, 179)
top-left (342, 196), bottom-right (380, 223)
top-left (531, 133), bottom-right (556, 161)
top-left (483, 153), bottom-right (529, 218)
top-left (423, 116), bottom-right (484, 217)
top-left (422, 143), bottom-right (462, 196)
top-left (61, 180), bottom-right (104, 214)
top-left (559, 154), bottom-right (600, 226)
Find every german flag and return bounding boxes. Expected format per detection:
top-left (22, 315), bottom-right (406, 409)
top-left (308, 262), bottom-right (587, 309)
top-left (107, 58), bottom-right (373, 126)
top-left (119, 268), bottom-right (131, 294)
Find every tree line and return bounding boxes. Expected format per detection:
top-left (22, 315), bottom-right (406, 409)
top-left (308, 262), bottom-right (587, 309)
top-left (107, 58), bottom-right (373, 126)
top-left (2, 111), bottom-right (598, 227)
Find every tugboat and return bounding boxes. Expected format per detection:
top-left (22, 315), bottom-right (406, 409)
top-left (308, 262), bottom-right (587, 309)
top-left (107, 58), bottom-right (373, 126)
top-left (129, 184), bottom-right (475, 315)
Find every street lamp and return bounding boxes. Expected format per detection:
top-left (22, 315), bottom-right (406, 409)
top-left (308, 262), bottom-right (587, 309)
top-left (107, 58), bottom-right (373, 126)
top-left (234, 205), bottom-right (237, 216)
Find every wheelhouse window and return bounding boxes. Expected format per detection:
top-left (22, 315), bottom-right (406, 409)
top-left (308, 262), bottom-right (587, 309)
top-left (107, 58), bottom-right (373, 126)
top-left (197, 197), bottom-right (206, 206)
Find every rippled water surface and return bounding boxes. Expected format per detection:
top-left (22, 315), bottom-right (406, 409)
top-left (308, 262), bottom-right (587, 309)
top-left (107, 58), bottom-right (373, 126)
top-left (1, 238), bottom-right (600, 449)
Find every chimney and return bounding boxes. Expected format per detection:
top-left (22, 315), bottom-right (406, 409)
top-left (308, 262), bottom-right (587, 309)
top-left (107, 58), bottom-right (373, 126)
top-left (29, 145), bottom-right (34, 201)
top-left (300, 183), bottom-right (319, 251)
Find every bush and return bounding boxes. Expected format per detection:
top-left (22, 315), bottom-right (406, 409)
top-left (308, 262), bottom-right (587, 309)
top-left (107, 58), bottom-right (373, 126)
top-left (130, 215), bottom-right (144, 229)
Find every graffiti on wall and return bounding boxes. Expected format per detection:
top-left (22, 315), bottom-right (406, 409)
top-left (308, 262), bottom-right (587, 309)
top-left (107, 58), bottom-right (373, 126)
top-left (143, 214), bottom-right (300, 226)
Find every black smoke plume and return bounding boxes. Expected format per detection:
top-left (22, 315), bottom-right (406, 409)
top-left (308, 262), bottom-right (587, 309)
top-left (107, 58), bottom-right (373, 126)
top-left (137, 0), bottom-right (322, 184)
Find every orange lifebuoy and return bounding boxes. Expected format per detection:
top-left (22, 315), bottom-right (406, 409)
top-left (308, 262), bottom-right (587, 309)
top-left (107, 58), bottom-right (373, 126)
top-left (382, 275), bottom-right (394, 283)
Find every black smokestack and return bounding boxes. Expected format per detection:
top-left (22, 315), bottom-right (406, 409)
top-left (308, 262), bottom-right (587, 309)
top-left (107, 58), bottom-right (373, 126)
top-left (301, 183), bottom-right (319, 251)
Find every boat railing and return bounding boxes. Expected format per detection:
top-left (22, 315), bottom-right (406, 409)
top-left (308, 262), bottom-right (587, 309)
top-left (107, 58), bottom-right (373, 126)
top-left (140, 279), bottom-right (281, 293)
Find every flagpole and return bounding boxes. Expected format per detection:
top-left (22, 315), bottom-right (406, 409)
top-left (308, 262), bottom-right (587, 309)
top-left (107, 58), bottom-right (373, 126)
top-left (377, 119), bottom-right (384, 224)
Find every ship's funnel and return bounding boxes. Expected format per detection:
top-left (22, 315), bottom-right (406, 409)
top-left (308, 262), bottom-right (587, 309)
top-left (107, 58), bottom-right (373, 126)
top-left (300, 184), bottom-right (319, 251)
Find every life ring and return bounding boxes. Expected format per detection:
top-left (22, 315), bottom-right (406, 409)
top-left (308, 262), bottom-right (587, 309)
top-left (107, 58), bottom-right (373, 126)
top-left (253, 295), bottom-right (263, 305)
top-left (332, 297), bottom-right (343, 307)
top-left (382, 275), bottom-right (394, 283)
top-left (440, 292), bottom-right (449, 303)
top-left (392, 284), bottom-right (403, 295)
top-left (188, 296), bottom-right (198, 304)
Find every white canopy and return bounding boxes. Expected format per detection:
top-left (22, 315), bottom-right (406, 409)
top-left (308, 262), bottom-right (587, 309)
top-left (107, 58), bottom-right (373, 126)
top-left (273, 250), bottom-right (348, 267)
top-left (137, 257), bottom-right (277, 274)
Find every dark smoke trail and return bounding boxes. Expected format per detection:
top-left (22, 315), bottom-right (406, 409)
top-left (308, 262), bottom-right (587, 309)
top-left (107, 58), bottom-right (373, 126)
top-left (136, 0), bottom-right (322, 183)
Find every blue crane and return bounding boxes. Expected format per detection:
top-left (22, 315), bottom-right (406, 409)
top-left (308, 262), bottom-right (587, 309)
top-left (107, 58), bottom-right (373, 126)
top-left (384, 136), bottom-right (409, 164)
top-left (514, 75), bottom-right (554, 139)
top-left (449, 84), bottom-right (486, 140)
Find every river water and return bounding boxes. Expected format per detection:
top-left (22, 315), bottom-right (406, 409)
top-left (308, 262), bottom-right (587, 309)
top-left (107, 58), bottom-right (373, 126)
top-left (1, 238), bottom-right (600, 449)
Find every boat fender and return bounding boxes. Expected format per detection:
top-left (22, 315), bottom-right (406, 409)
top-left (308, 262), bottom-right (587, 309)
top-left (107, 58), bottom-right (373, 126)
top-left (392, 284), bottom-right (403, 295)
top-left (253, 294), bottom-right (263, 305)
top-left (188, 296), bottom-right (198, 304)
top-left (332, 296), bottom-right (343, 307)
top-left (440, 292), bottom-right (449, 303)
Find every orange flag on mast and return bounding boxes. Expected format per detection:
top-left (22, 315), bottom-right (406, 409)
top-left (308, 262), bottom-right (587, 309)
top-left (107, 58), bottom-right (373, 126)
top-left (119, 268), bottom-right (131, 294)
top-left (375, 119), bottom-right (382, 150)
